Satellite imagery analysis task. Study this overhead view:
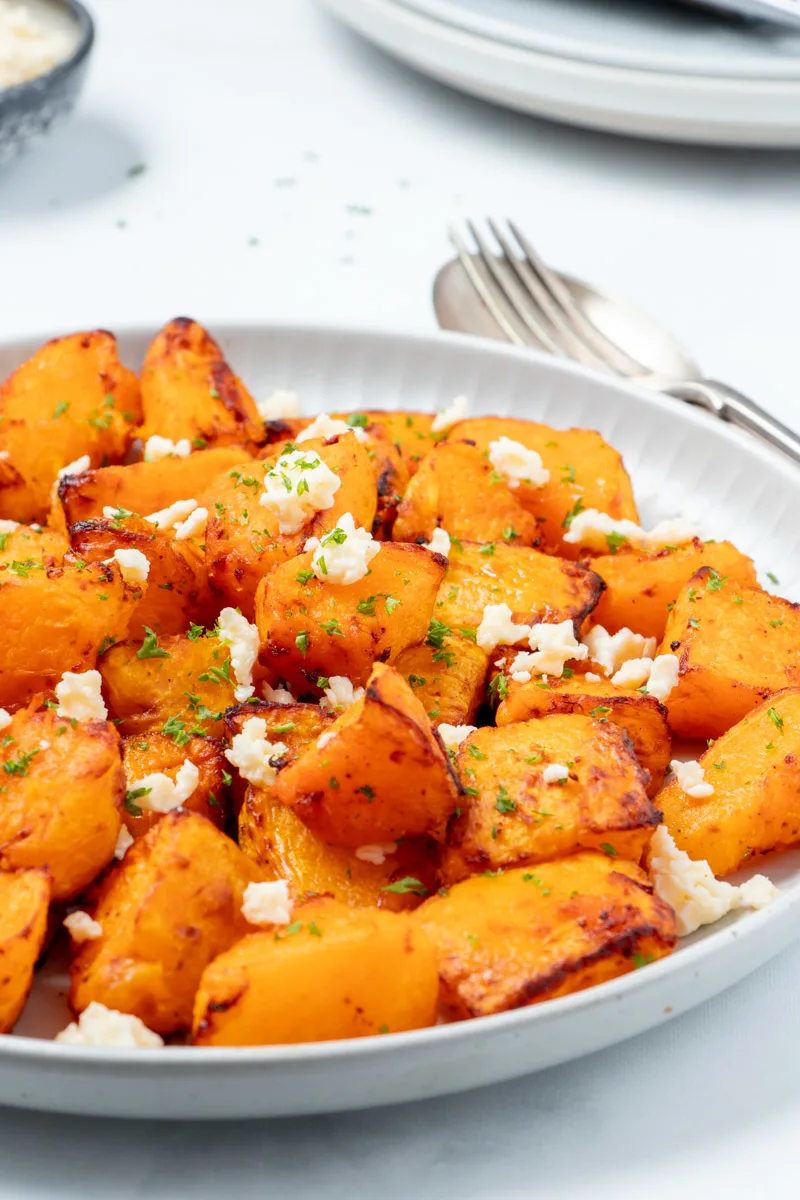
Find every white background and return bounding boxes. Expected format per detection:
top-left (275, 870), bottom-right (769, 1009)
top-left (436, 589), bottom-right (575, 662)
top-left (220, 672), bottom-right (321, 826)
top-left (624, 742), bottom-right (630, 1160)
top-left (3, 0), bottom-right (800, 1194)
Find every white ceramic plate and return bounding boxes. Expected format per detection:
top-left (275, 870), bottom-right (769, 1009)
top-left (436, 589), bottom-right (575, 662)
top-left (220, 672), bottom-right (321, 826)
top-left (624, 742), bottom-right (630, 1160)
top-left (322, 0), bottom-right (800, 145)
top-left (2, 321), bottom-right (800, 1121)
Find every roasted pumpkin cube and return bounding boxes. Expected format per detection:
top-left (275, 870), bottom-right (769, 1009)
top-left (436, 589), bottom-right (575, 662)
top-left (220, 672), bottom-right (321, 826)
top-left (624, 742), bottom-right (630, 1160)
top-left (658, 687), bottom-right (800, 877)
top-left (192, 896), bottom-right (439, 1046)
top-left (69, 514), bottom-right (213, 638)
top-left (0, 554), bottom-right (139, 710)
top-left (100, 631), bottom-right (237, 739)
top-left (0, 330), bottom-right (142, 523)
top-left (0, 868), bottom-right (52, 1033)
top-left (660, 568), bottom-right (800, 738)
top-left (393, 441), bottom-right (539, 547)
top-left (443, 416), bottom-right (638, 560)
top-left (440, 716), bottom-right (659, 884)
top-left (416, 853), bottom-right (676, 1019)
top-left (224, 700), bottom-right (334, 813)
top-left (588, 539), bottom-right (759, 640)
top-left (433, 539), bottom-right (604, 634)
top-left (53, 446), bottom-right (247, 532)
top-left (0, 707), bottom-right (123, 901)
top-left (206, 435), bottom-right (377, 618)
top-left (0, 522), bottom-right (68, 569)
top-left (139, 318), bottom-right (264, 449)
top-left (496, 674), bottom-right (671, 796)
top-left (394, 634), bottom-right (489, 728)
top-left (272, 663), bottom-right (461, 846)
top-left (68, 809), bottom-right (263, 1034)
top-left (363, 409), bottom-right (437, 475)
top-left (239, 788), bottom-right (438, 911)
top-left (255, 542), bottom-right (446, 691)
top-left (121, 731), bottom-right (228, 838)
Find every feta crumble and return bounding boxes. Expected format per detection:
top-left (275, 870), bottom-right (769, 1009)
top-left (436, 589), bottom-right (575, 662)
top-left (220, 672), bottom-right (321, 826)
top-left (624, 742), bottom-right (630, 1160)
top-left (610, 657), bottom-right (654, 690)
top-left (646, 654), bottom-right (680, 702)
top-left (488, 437), bottom-right (549, 489)
top-left (0, 519), bottom-right (18, 535)
top-left (431, 394), bottom-right (469, 432)
top-left (145, 498), bottom-right (198, 532)
top-left (260, 449), bottom-right (341, 535)
top-left (216, 607), bottom-right (259, 701)
top-left (0, 3), bottom-right (79, 90)
top-left (114, 826), bottom-right (134, 860)
top-left (649, 826), bottom-right (777, 936)
top-left (582, 625), bottom-right (657, 677)
top-left (107, 548), bottom-right (150, 584)
top-left (524, 620), bottom-right (588, 677)
top-left (241, 880), bottom-right (293, 926)
top-left (476, 603), bottom-right (531, 652)
top-left (542, 763), bottom-right (569, 784)
top-left (669, 759), bottom-right (714, 799)
top-left (585, 672), bottom-right (602, 683)
top-left (437, 723), bottom-right (477, 750)
top-left (55, 670), bottom-right (107, 722)
top-left (263, 681), bottom-right (295, 705)
top-left (316, 730), bottom-right (337, 750)
top-left (425, 527), bottom-right (451, 558)
top-left (320, 675), bottom-right (364, 711)
top-left (128, 759), bottom-right (200, 814)
top-left (55, 1003), bottom-right (164, 1049)
top-left (174, 507), bottom-right (208, 541)
top-left (225, 717), bottom-right (288, 788)
top-left (0, 708), bottom-right (11, 732)
top-left (563, 509), bottom-right (697, 553)
top-left (63, 911), bottom-right (103, 943)
top-left (143, 436), bottom-right (191, 462)
top-left (296, 413), bottom-right (368, 444)
top-left (57, 454), bottom-right (90, 480)
top-left (256, 390), bottom-right (300, 421)
top-left (355, 843), bottom-right (397, 865)
top-left (304, 512), bottom-right (380, 586)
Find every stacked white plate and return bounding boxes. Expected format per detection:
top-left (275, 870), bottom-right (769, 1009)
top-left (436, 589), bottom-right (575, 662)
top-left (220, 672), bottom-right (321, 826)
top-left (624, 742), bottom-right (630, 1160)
top-left (322, 0), bottom-right (800, 144)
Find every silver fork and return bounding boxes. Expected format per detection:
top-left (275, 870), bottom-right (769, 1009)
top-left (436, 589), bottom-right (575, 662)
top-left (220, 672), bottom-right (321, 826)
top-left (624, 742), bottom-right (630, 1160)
top-left (446, 218), bottom-right (800, 467)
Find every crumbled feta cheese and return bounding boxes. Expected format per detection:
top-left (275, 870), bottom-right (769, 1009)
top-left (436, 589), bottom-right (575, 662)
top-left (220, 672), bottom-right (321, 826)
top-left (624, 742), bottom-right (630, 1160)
top-left (39, 739), bottom-right (50, 750)
top-left (646, 654), bottom-right (680, 702)
top-left (669, 759), bottom-right (714, 799)
top-left (145, 498), bottom-right (198, 531)
top-left (494, 657), bottom-right (507, 669)
top-left (256, 389), bottom-right (300, 421)
top-left (316, 730), bottom-right (337, 750)
top-left (0, 451), bottom-right (8, 462)
top-left (55, 1003), bottom-right (164, 1048)
top-left (296, 413), bottom-right (368, 444)
top-left (143, 436), bottom-right (191, 463)
top-left (55, 670), bottom-right (107, 722)
top-left (431, 394), bottom-right (469, 432)
top-left (611, 657), bottom-right (653, 690)
top-left (585, 672), bottom-right (602, 683)
top-left (476, 603), bottom-right (532, 651)
top-left (542, 763), bottom-right (569, 784)
top-left (57, 454), bottom-right (90, 480)
top-left (128, 759), bottom-right (200, 815)
top-left (563, 509), bottom-right (697, 553)
top-left (425, 527), bottom-right (451, 558)
top-left (108, 548), bottom-right (150, 584)
top-left (173, 506), bottom-right (208, 541)
top-left (260, 449), bottom-right (341, 535)
top-left (0, 708), bottom-right (11, 732)
top-left (321, 675), bottom-right (364, 711)
top-left (241, 880), bottom-right (292, 926)
top-left (114, 826), bottom-right (134, 860)
top-left (488, 437), bottom-right (549, 489)
top-left (355, 843), bottom-right (397, 865)
top-left (216, 607), bottom-right (259, 702)
top-left (437, 723), bottom-right (477, 750)
top-left (304, 512), bottom-right (380, 585)
top-left (0, 519), bottom-right (18, 535)
top-left (524, 620), bottom-right (588, 677)
top-left (263, 681), bottom-right (295, 705)
top-left (649, 826), bottom-right (777, 936)
top-left (225, 717), bottom-right (288, 788)
top-left (582, 626), bottom-right (657, 677)
top-left (63, 911), bottom-right (103, 943)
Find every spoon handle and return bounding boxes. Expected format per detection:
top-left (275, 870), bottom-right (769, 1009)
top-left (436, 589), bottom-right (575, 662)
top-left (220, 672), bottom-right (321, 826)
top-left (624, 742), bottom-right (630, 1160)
top-left (662, 379), bottom-right (800, 468)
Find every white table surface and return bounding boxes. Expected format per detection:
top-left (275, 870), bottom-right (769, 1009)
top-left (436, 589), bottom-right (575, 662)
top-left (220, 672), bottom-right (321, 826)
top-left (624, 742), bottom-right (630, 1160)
top-left (3, 0), bottom-right (800, 1194)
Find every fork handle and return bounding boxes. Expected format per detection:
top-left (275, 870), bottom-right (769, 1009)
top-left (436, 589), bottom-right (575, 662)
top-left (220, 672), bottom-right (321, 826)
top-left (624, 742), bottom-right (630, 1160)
top-left (662, 379), bottom-right (800, 468)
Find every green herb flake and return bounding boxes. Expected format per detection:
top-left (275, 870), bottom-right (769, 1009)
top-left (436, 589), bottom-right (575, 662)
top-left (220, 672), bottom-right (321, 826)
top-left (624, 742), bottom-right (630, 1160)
top-left (381, 877), bottom-right (429, 896)
top-left (599, 842), bottom-right (618, 857)
top-left (137, 627), bottom-right (170, 660)
top-left (768, 706), bottom-right (784, 731)
top-left (632, 952), bottom-right (655, 970)
top-left (768, 572), bottom-right (780, 585)
top-left (295, 631), bottom-right (309, 656)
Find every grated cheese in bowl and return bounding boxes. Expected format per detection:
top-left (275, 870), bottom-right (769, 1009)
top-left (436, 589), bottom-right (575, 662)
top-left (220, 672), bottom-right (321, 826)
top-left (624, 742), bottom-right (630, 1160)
top-left (0, 2), bottom-right (79, 90)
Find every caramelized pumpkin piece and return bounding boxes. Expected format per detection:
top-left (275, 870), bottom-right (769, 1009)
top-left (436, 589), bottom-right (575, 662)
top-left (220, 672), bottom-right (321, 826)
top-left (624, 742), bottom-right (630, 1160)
top-left (121, 731), bottom-right (228, 838)
top-left (660, 568), bottom-right (800, 738)
top-left (0, 522), bottom-right (68, 569)
top-left (417, 853), bottom-right (676, 1018)
top-left (0, 868), bottom-right (52, 1033)
top-left (394, 634), bottom-right (489, 728)
top-left (192, 897), bottom-right (439, 1046)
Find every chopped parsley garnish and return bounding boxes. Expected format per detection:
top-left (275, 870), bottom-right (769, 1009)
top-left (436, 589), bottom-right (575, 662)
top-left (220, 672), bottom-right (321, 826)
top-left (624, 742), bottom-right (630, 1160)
top-left (356, 784), bottom-right (375, 800)
top-left (604, 532), bottom-right (628, 555)
top-left (2, 747), bottom-right (40, 777)
top-left (346, 413), bottom-right (368, 428)
top-left (124, 786), bottom-right (151, 815)
top-left (296, 568), bottom-right (314, 585)
top-left (479, 543), bottom-right (495, 557)
top-left (162, 716), bottom-right (191, 747)
top-left (562, 497), bottom-right (584, 531)
top-left (768, 706), bottom-right (784, 731)
top-left (706, 569), bottom-right (728, 592)
top-left (495, 787), bottom-right (516, 813)
top-left (381, 877), bottom-right (429, 896)
top-left (590, 705), bottom-right (611, 717)
top-left (599, 842), bottom-right (618, 857)
top-left (632, 952), bottom-right (655, 970)
top-left (320, 619), bottom-right (344, 637)
top-left (408, 674), bottom-right (426, 688)
top-left (425, 618), bottom-right (451, 649)
top-left (768, 572), bottom-right (780, 585)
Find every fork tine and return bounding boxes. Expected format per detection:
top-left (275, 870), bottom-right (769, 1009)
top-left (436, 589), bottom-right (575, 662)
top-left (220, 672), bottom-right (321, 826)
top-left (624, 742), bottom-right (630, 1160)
top-left (448, 226), bottom-right (531, 349)
top-left (506, 219), bottom-right (649, 378)
top-left (464, 221), bottom-right (567, 358)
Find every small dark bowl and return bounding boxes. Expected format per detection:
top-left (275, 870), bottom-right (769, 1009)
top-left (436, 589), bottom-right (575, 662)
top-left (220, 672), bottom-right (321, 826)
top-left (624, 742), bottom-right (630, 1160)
top-left (0, 0), bottom-right (94, 165)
